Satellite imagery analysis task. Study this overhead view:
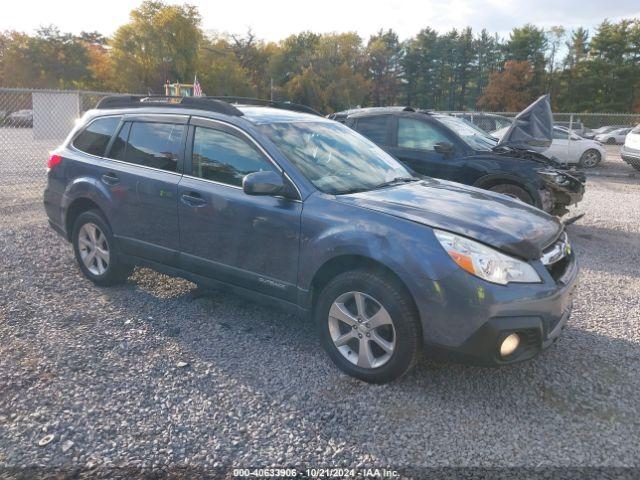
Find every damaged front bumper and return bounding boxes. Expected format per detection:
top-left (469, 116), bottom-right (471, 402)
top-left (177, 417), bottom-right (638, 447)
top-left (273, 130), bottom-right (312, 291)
top-left (539, 169), bottom-right (585, 216)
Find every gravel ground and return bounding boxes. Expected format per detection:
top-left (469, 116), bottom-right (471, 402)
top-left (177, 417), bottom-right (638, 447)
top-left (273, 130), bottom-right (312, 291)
top-left (1, 175), bottom-right (639, 478)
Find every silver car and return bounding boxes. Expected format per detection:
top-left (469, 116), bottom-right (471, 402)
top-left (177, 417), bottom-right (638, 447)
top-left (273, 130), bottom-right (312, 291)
top-left (595, 127), bottom-right (632, 145)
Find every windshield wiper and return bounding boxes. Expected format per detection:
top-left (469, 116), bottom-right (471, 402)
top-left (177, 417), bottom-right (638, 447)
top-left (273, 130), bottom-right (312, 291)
top-left (336, 177), bottom-right (417, 195)
top-left (371, 177), bottom-right (418, 190)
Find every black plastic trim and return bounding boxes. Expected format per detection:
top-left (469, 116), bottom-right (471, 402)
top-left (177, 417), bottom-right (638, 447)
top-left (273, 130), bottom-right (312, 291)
top-left (96, 96), bottom-right (244, 117)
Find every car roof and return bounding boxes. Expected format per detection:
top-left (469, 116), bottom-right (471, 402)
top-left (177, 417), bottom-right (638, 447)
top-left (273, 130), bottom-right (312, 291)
top-left (237, 106), bottom-right (330, 125)
top-left (84, 104), bottom-right (329, 127)
top-left (332, 106), bottom-right (417, 119)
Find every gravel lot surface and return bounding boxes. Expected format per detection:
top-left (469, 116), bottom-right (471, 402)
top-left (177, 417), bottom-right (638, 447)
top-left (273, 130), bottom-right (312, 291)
top-left (1, 175), bottom-right (640, 477)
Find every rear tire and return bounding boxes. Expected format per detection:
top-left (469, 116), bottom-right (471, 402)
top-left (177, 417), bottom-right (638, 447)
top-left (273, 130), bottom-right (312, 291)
top-left (489, 184), bottom-right (534, 205)
top-left (315, 269), bottom-right (421, 383)
top-left (606, 137), bottom-right (616, 144)
top-left (72, 210), bottom-right (132, 286)
top-left (579, 149), bottom-right (601, 168)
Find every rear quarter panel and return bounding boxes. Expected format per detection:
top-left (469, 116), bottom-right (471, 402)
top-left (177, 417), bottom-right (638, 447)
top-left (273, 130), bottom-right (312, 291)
top-left (48, 147), bottom-right (117, 236)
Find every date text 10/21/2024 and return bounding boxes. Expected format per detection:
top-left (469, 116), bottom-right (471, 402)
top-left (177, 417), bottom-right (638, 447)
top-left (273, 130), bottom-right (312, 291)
top-left (233, 467), bottom-right (400, 478)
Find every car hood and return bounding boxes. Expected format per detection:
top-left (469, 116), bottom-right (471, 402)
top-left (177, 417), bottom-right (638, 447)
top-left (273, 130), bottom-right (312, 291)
top-left (336, 178), bottom-right (562, 260)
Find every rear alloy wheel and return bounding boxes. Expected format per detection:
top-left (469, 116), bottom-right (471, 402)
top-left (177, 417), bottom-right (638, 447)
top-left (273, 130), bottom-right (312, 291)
top-left (316, 269), bottom-right (421, 383)
top-left (78, 223), bottom-right (110, 276)
top-left (72, 210), bottom-right (133, 286)
top-left (606, 137), bottom-right (616, 144)
top-left (489, 184), bottom-right (534, 205)
top-left (579, 149), bottom-right (601, 168)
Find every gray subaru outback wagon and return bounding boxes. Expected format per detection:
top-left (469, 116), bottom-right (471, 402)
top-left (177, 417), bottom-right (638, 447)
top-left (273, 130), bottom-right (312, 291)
top-left (44, 96), bottom-right (578, 383)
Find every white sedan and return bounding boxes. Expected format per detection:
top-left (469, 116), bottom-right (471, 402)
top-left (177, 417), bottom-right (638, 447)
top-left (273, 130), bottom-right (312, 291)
top-left (493, 126), bottom-right (607, 168)
top-left (594, 127), bottom-right (632, 145)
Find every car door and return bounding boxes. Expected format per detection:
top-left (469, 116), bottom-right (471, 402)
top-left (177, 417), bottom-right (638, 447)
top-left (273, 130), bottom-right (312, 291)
top-left (102, 114), bottom-right (186, 265)
top-left (177, 117), bottom-right (302, 302)
top-left (349, 115), bottom-right (392, 148)
top-left (386, 115), bottom-right (461, 181)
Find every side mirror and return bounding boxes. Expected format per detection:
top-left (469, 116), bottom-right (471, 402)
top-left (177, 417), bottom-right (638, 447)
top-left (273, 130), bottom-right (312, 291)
top-left (434, 141), bottom-right (454, 156)
top-left (243, 170), bottom-right (286, 196)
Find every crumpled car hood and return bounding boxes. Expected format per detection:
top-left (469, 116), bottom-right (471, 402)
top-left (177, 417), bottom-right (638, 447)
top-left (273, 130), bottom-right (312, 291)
top-left (497, 94), bottom-right (553, 152)
top-left (335, 178), bottom-right (562, 260)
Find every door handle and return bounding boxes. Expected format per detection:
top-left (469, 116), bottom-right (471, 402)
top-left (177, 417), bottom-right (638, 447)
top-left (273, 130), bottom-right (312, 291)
top-left (101, 172), bottom-right (120, 186)
top-left (181, 192), bottom-right (206, 207)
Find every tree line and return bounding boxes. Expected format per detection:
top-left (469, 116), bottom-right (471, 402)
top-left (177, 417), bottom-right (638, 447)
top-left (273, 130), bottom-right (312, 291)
top-left (1, 1), bottom-right (638, 113)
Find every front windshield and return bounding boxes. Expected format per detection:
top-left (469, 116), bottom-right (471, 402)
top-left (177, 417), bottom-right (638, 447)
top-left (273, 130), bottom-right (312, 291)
top-left (258, 121), bottom-right (413, 194)
top-left (435, 115), bottom-right (498, 151)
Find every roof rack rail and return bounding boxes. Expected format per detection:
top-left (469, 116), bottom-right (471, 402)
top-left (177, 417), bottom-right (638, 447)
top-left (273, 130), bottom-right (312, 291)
top-left (95, 95), bottom-right (244, 116)
top-left (205, 96), bottom-right (322, 116)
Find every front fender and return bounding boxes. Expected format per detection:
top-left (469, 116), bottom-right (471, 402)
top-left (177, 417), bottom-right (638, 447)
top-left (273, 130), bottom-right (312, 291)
top-left (298, 194), bottom-right (458, 312)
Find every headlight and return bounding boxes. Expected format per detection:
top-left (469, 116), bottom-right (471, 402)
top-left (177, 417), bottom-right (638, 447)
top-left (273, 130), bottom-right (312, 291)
top-left (538, 169), bottom-right (569, 186)
top-left (434, 230), bottom-right (542, 285)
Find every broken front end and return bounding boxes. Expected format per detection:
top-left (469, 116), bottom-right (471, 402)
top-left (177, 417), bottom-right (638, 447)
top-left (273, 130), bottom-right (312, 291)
top-left (537, 168), bottom-right (585, 216)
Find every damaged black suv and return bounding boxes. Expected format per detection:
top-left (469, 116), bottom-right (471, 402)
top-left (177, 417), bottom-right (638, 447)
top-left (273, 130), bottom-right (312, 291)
top-left (330, 107), bottom-right (585, 216)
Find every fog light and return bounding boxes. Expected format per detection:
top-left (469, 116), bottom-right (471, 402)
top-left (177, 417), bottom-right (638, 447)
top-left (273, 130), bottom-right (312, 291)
top-left (500, 333), bottom-right (520, 357)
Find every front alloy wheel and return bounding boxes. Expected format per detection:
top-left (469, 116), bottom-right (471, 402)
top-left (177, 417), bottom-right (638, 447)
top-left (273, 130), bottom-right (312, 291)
top-left (579, 149), bottom-right (601, 168)
top-left (315, 269), bottom-right (421, 383)
top-left (328, 291), bottom-right (396, 369)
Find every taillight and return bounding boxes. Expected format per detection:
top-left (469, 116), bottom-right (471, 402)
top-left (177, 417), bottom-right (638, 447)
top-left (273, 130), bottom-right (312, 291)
top-left (47, 154), bottom-right (62, 170)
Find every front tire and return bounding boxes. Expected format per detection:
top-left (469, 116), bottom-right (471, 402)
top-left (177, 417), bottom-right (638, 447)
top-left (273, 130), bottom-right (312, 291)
top-left (315, 269), bottom-right (421, 383)
top-left (72, 210), bottom-right (132, 286)
top-left (489, 184), bottom-right (534, 205)
top-left (579, 149), bottom-right (601, 168)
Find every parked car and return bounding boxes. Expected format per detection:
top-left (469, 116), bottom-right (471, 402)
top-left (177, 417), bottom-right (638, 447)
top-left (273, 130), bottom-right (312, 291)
top-left (330, 107), bottom-right (584, 216)
top-left (594, 127), bottom-right (632, 145)
top-left (0, 110), bottom-right (7, 123)
top-left (581, 125), bottom-right (627, 140)
top-left (44, 96), bottom-right (578, 383)
top-left (547, 127), bottom-right (607, 167)
top-left (452, 112), bottom-right (513, 133)
top-left (494, 126), bottom-right (606, 168)
top-left (4, 109), bottom-right (33, 127)
top-left (621, 124), bottom-right (640, 171)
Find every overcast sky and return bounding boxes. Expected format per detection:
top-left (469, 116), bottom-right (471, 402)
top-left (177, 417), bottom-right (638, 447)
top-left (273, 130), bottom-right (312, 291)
top-left (2, 0), bottom-right (639, 41)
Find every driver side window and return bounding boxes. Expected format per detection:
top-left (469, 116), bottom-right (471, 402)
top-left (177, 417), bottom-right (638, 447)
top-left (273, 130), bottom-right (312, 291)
top-left (192, 127), bottom-right (276, 187)
top-left (397, 118), bottom-right (449, 150)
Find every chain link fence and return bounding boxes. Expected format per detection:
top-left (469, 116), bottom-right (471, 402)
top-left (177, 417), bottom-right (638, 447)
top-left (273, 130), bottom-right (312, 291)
top-left (0, 88), bottom-right (131, 207)
top-left (444, 110), bottom-right (640, 134)
top-left (1, 88), bottom-right (639, 207)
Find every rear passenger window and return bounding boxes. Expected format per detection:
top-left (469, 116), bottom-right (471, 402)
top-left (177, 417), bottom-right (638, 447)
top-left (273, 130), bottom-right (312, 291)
top-left (73, 116), bottom-right (121, 156)
top-left (192, 127), bottom-right (275, 186)
top-left (111, 122), bottom-right (184, 172)
top-left (355, 116), bottom-right (388, 145)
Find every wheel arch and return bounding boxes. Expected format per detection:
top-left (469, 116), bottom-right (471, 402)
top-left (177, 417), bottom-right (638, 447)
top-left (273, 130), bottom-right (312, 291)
top-left (308, 254), bottom-right (418, 315)
top-left (473, 174), bottom-right (540, 207)
top-left (64, 197), bottom-right (106, 241)
top-left (61, 176), bottom-right (115, 241)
